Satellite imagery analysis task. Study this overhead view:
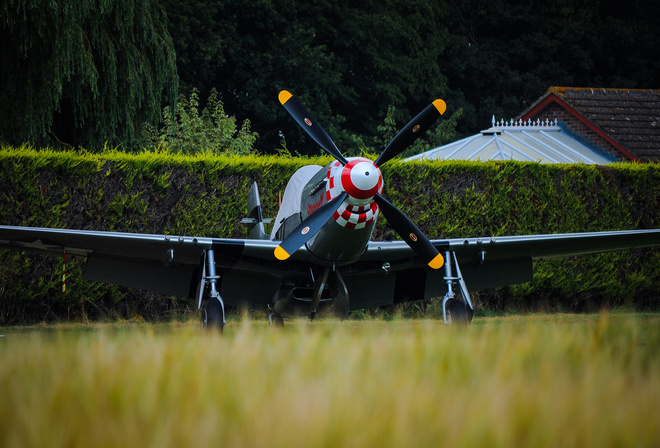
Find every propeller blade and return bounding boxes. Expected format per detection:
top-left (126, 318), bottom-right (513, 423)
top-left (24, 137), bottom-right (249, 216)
top-left (279, 90), bottom-right (349, 165)
top-left (373, 194), bottom-right (444, 269)
top-left (274, 192), bottom-right (348, 260)
top-left (375, 99), bottom-right (446, 167)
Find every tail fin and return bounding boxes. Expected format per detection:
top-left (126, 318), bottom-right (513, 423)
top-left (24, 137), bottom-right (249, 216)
top-left (241, 182), bottom-right (271, 240)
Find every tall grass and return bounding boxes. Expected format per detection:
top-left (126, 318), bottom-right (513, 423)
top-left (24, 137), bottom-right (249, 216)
top-left (1, 314), bottom-right (659, 447)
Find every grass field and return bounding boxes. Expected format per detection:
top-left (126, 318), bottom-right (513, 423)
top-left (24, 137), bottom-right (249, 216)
top-left (1, 313), bottom-right (659, 447)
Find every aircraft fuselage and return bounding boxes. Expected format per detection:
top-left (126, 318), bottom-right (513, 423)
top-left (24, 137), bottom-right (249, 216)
top-left (286, 158), bottom-right (382, 266)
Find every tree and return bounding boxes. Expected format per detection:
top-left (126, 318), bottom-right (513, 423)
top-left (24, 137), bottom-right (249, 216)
top-left (162, 0), bottom-right (452, 154)
top-left (158, 0), bottom-right (225, 96)
top-left (0, 0), bottom-right (178, 151)
top-left (442, 0), bottom-right (660, 132)
top-left (161, 0), bottom-right (660, 153)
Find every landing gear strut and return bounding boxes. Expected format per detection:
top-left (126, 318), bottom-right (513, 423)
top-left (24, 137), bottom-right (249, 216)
top-left (198, 249), bottom-right (226, 332)
top-left (309, 266), bottom-right (330, 321)
top-left (441, 251), bottom-right (474, 326)
top-left (328, 269), bottom-right (350, 320)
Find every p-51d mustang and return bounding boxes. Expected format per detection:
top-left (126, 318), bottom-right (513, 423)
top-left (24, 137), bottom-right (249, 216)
top-left (1, 90), bottom-right (660, 331)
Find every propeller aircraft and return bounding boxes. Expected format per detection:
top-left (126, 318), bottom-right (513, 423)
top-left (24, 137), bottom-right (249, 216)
top-left (1, 90), bottom-right (660, 331)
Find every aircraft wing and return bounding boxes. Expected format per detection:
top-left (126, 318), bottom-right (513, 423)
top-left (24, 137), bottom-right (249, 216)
top-left (0, 225), bottom-right (285, 262)
top-left (357, 229), bottom-right (660, 296)
top-left (363, 229), bottom-right (660, 264)
top-left (0, 225), bottom-right (291, 300)
top-left (445, 229), bottom-right (660, 261)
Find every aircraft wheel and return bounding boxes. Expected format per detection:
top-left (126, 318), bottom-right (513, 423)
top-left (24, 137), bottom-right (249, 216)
top-left (201, 299), bottom-right (224, 333)
top-left (466, 305), bottom-right (475, 324)
top-left (446, 299), bottom-right (469, 326)
top-left (269, 312), bottom-right (284, 327)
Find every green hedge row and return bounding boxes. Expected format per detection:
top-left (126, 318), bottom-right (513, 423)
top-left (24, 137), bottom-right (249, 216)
top-left (1, 146), bottom-right (659, 323)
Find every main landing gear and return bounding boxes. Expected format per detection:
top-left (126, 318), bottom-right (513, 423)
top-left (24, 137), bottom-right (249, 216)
top-left (441, 251), bottom-right (474, 326)
top-left (198, 250), bottom-right (226, 333)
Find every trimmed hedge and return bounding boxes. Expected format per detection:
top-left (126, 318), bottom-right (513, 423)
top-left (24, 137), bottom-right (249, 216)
top-left (1, 146), bottom-right (659, 323)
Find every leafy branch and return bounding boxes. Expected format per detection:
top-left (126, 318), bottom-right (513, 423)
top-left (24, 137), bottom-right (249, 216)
top-left (143, 88), bottom-right (258, 155)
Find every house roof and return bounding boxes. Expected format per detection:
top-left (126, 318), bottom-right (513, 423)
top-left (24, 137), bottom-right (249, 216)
top-left (404, 118), bottom-right (614, 165)
top-left (520, 87), bottom-right (660, 162)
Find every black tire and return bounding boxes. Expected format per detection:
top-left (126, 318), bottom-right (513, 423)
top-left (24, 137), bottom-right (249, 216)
top-left (201, 299), bottom-right (225, 332)
top-left (446, 298), bottom-right (469, 326)
top-left (269, 312), bottom-right (284, 327)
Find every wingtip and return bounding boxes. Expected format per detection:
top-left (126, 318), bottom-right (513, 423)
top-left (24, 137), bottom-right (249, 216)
top-left (427, 253), bottom-right (445, 270)
top-left (274, 245), bottom-right (291, 260)
top-left (432, 99), bottom-right (447, 115)
top-left (279, 90), bottom-right (293, 105)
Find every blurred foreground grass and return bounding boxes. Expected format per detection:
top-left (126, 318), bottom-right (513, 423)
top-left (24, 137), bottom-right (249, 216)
top-left (1, 313), bottom-right (659, 447)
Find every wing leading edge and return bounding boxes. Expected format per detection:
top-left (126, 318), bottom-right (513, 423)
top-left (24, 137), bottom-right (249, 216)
top-left (356, 229), bottom-right (660, 296)
top-left (0, 225), bottom-right (298, 299)
top-left (360, 229), bottom-right (660, 264)
top-left (0, 225), bottom-right (302, 263)
top-left (446, 229), bottom-right (660, 262)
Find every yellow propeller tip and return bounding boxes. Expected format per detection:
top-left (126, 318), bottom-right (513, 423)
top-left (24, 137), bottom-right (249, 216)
top-left (428, 253), bottom-right (445, 270)
top-left (279, 90), bottom-right (293, 105)
top-left (274, 245), bottom-right (291, 260)
top-left (432, 99), bottom-right (447, 115)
